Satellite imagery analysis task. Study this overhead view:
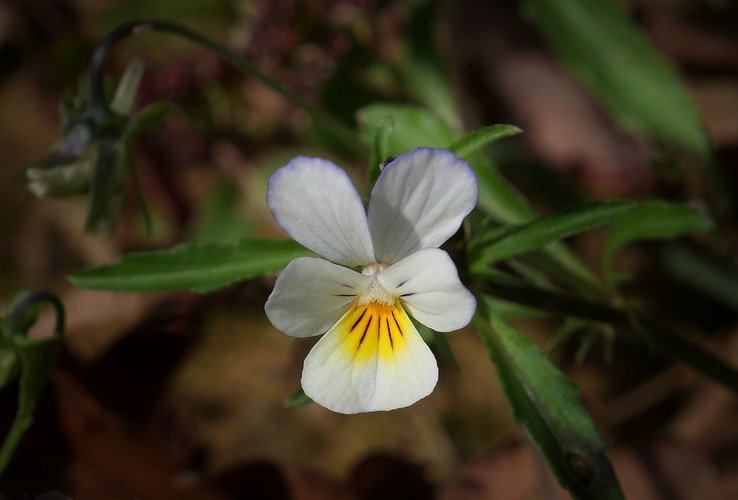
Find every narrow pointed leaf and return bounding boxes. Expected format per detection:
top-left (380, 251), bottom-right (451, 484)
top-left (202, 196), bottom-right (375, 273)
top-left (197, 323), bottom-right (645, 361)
top-left (110, 59), bottom-right (144, 114)
top-left (448, 124), bottom-right (522, 159)
top-left (475, 308), bottom-right (623, 499)
top-left (474, 201), bottom-right (636, 266)
top-left (523, 0), bottom-right (708, 154)
top-left (604, 200), bottom-right (713, 278)
top-left (69, 238), bottom-right (313, 293)
top-left (477, 270), bottom-right (738, 396)
top-left (85, 139), bottom-right (126, 231)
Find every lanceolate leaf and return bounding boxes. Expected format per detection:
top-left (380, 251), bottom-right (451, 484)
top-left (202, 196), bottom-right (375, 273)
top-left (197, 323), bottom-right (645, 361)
top-left (69, 238), bottom-right (313, 293)
top-left (477, 270), bottom-right (738, 396)
top-left (448, 124), bottom-right (522, 159)
top-left (85, 138), bottom-right (126, 231)
top-left (523, 0), bottom-right (708, 155)
top-left (110, 59), bottom-right (145, 115)
top-left (604, 200), bottom-right (714, 277)
top-left (473, 201), bottom-right (636, 267)
top-left (475, 306), bottom-right (623, 500)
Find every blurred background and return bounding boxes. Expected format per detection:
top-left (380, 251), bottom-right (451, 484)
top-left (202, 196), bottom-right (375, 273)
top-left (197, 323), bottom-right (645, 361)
top-left (2, 0), bottom-right (738, 498)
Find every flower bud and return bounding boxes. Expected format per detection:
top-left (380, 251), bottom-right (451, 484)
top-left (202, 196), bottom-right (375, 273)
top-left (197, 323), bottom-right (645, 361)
top-left (26, 122), bottom-right (95, 197)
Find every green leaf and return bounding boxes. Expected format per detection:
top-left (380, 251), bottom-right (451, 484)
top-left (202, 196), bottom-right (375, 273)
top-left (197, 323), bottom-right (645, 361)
top-left (357, 104), bottom-right (458, 155)
top-left (85, 138), bottom-right (126, 231)
top-left (448, 124), bottom-right (522, 159)
top-left (110, 59), bottom-right (145, 115)
top-left (69, 238), bottom-right (313, 293)
top-left (546, 318), bottom-right (586, 355)
top-left (368, 115), bottom-right (395, 187)
top-left (604, 201), bottom-right (714, 277)
top-left (284, 386), bottom-right (313, 409)
top-left (477, 270), bottom-right (738, 396)
top-left (467, 157), bottom-right (535, 225)
top-left (475, 308), bottom-right (623, 500)
top-left (473, 201), bottom-right (636, 267)
top-left (523, 0), bottom-right (708, 155)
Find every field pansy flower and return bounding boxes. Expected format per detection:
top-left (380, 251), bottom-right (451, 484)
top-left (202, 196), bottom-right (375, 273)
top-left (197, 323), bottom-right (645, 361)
top-left (265, 147), bottom-right (478, 414)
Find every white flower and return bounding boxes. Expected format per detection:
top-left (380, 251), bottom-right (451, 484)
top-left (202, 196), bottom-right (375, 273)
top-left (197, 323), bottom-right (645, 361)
top-left (264, 147), bottom-right (478, 414)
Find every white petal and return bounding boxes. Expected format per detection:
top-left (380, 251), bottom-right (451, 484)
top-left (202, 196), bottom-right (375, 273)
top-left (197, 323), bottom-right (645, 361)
top-left (265, 257), bottom-right (371, 338)
top-left (268, 157), bottom-right (375, 266)
top-left (301, 301), bottom-right (438, 414)
top-left (378, 248), bottom-right (476, 332)
top-left (368, 148), bottom-right (478, 263)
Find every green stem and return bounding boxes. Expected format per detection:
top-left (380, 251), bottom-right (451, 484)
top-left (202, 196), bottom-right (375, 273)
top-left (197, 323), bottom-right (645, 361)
top-left (475, 271), bottom-right (738, 395)
top-left (89, 19), bottom-right (367, 156)
top-left (7, 291), bottom-right (65, 338)
top-left (0, 291), bottom-right (64, 476)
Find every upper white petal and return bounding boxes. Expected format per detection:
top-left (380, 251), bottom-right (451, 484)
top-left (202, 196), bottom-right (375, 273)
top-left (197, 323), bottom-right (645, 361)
top-left (367, 148), bottom-right (478, 263)
top-left (377, 248), bottom-right (476, 332)
top-left (301, 304), bottom-right (438, 414)
top-left (265, 257), bottom-right (371, 338)
top-left (267, 157), bottom-right (375, 267)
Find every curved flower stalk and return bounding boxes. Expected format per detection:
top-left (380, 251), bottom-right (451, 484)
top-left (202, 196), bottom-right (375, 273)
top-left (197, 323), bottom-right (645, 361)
top-left (26, 60), bottom-right (168, 231)
top-left (265, 148), bottom-right (478, 413)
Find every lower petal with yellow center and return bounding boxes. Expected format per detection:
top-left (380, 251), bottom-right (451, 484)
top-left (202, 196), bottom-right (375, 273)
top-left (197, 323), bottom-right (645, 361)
top-left (301, 299), bottom-right (439, 414)
top-left (340, 301), bottom-right (412, 363)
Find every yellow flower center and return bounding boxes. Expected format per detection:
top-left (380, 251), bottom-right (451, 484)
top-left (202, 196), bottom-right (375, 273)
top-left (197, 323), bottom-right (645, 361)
top-left (336, 299), bottom-right (413, 362)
